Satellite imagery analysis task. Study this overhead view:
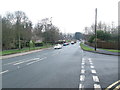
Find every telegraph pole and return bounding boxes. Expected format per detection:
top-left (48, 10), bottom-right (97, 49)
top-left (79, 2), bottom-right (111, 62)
top-left (95, 8), bottom-right (97, 51)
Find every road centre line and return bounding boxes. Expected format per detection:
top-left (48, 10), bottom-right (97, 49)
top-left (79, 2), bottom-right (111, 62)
top-left (80, 75), bottom-right (85, 81)
top-left (0, 70), bottom-right (9, 75)
top-left (92, 76), bottom-right (100, 82)
top-left (3, 57), bottom-right (32, 66)
top-left (90, 62), bottom-right (93, 65)
top-left (13, 58), bottom-right (40, 65)
top-left (26, 57), bottom-right (47, 65)
top-left (94, 84), bottom-right (101, 90)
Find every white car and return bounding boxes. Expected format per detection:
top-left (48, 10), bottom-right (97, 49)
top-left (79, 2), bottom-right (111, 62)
top-left (54, 44), bottom-right (62, 49)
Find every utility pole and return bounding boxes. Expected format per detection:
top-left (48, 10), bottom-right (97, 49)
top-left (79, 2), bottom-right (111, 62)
top-left (95, 8), bottom-right (97, 51)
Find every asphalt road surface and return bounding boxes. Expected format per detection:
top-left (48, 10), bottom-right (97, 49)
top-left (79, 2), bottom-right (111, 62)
top-left (2, 42), bottom-right (118, 89)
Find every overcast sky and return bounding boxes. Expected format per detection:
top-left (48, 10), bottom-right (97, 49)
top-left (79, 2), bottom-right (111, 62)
top-left (0, 0), bottom-right (119, 33)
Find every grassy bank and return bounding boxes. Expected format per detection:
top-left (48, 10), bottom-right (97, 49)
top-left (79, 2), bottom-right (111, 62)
top-left (2, 44), bottom-right (53, 56)
top-left (80, 43), bottom-right (94, 51)
top-left (101, 49), bottom-right (120, 53)
top-left (80, 43), bottom-right (120, 53)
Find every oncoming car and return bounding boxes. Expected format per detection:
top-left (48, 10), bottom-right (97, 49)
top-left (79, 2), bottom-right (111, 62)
top-left (54, 44), bottom-right (62, 49)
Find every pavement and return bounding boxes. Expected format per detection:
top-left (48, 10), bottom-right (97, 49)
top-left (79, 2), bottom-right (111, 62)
top-left (1, 42), bottom-right (119, 89)
top-left (83, 43), bottom-right (120, 56)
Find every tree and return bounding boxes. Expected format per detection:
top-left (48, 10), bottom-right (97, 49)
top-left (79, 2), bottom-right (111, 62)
top-left (2, 11), bottom-right (32, 50)
top-left (75, 32), bottom-right (83, 40)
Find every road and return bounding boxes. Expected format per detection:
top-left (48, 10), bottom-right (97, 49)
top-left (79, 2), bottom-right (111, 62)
top-left (2, 42), bottom-right (118, 89)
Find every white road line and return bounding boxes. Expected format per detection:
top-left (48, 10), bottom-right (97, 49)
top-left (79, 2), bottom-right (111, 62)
top-left (80, 75), bottom-right (85, 81)
top-left (91, 70), bottom-right (96, 74)
top-left (90, 62), bottom-right (93, 65)
top-left (81, 63), bottom-right (85, 65)
top-left (82, 58), bottom-right (85, 60)
top-left (81, 69), bottom-right (85, 74)
top-left (89, 60), bottom-right (92, 63)
top-left (81, 66), bottom-right (84, 69)
top-left (92, 76), bottom-right (100, 82)
top-left (26, 57), bottom-right (47, 65)
top-left (94, 84), bottom-right (101, 90)
top-left (90, 66), bottom-right (94, 68)
top-left (3, 57), bottom-right (34, 66)
top-left (79, 84), bottom-right (84, 90)
top-left (0, 70), bottom-right (9, 75)
top-left (26, 60), bottom-right (40, 65)
top-left (13, 58), bottom-right (39, 65)
top-left (88, 58), bottom-right (91, 61)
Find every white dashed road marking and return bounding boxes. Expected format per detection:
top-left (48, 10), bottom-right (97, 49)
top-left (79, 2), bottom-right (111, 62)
top-left (79, 57), bottom-right (101, 89)
top-left (26, 57), bottom-right (47, 65)
top-left (92, 76), bottom-right (100, 82)
top-left (81, 69), bottom-right (85, 74)
top-left (81, 66), bottom-right (84, 69)
top-left (79, 84), bottom-right (84, 90)
top-left (90, 66), bottom-right (94, 68)
top-left (94, 84), bottom-right (101, 90)
top-left (91, 70), bottom-right (97, 74)
top-left (80, 75), bottom-right (85, 81)
top-left (90, 62), bottom-right (93, 65)
top-left (13, 58), bottom-right (40, 65)
top-left (82, 63), bottom-right (85, 65)
top-left (0, 70), bottom-right (9, 75)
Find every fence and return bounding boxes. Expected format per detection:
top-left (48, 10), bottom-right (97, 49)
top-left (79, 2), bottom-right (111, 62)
top-left (85, 41), bottom-right (119, 50)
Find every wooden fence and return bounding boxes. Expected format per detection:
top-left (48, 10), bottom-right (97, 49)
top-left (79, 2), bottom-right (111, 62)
top-left (85, 41), bottom-right (119, 50)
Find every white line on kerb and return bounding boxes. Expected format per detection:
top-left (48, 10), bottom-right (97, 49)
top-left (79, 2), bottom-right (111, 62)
top-left (80, 75), bottom-right (85, 81)
top-left (81, 69), bottom-right (85, 74)
top-left (0, 70), bottom-right (9, 75)
top-left (90, 66), bottom-right (94, 68)
top-left (91, 70), bottom-right (96, 74)
top-left (94, 84), bottom-right (101, 90)
top-left (79, 84), bottom-right (84, 90)
top-left (92, 76), bottom-right (100, 82)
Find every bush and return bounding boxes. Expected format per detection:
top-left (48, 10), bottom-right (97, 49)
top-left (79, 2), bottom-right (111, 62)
top-left (35, 42), bottom-right (44, 47)
top-left (88, 30), bottom-right (111, 43)
top-left (88, 35), bottom-right (95, 43)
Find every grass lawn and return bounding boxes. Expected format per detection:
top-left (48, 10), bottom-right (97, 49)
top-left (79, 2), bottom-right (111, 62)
top-left (101, 48), bottom-right (120, 53)
top-left (80, 43), bottom-right (120, 53)
top-left (2, 44), bottom-right (53, 56)
top-left (80, 43), bottom-right (94, 51)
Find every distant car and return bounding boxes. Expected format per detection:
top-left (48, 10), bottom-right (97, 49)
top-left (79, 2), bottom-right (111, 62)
top-left (54, 44), bottom-right (62, 49)
top-left (63, 43), bottom-right (67, 46)
top-left (63, 43), bottom-right (69, 46)
top-left (71, 41), bottom-right (74, 44)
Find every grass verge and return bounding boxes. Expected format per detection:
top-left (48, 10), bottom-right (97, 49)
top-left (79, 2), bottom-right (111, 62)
top-left (2, 44), bottom-right (53, 56)
top-left (80, 43), bottom-right (120, 53)
top-left (101, 49), bottom-right (120, 53)
top-left (80, 43), bottom-right (94, 51)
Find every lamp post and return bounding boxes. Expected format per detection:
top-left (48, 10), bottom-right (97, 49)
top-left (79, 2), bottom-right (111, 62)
top-left (95, 8), bottom-right (97, 51)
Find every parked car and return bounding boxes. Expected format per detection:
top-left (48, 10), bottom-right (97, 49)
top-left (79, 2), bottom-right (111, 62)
top-left (54, 44), bottom-right (62, 49)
